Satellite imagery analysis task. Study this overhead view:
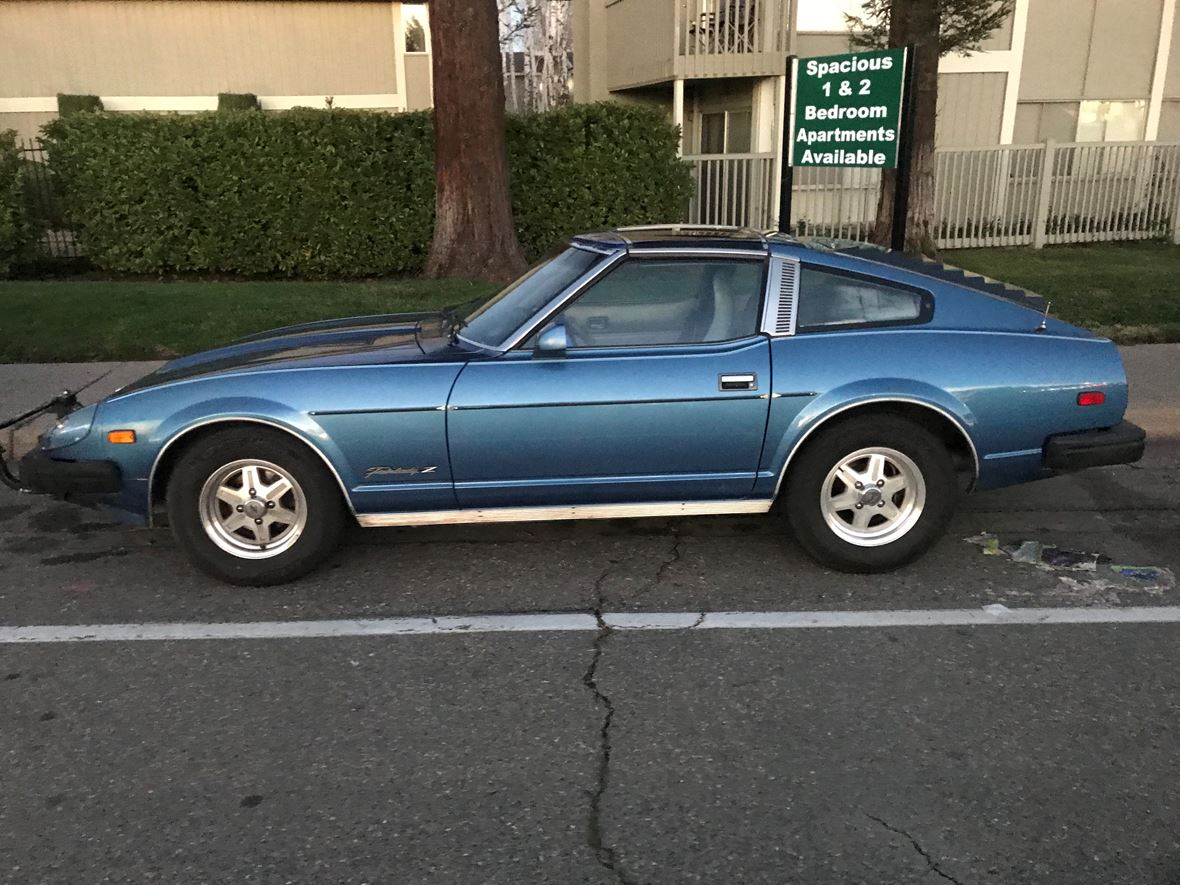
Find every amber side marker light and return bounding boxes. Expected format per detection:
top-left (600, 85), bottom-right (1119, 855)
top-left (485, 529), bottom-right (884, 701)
top-left (1077, 391), bottom-right (1105, 406)
top-left (107, 430), bottom-right (137, 444)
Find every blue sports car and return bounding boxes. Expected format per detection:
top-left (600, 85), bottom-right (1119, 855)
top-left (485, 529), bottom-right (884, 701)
top-left (4, 227), bottom-right (1146, 584)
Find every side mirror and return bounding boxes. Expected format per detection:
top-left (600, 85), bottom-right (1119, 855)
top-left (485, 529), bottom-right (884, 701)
top-left (536, 323), bottom-right (569, 354)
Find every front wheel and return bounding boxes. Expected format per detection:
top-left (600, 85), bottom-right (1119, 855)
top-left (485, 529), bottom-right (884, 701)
top-left (166, 428), bottom-right (347, 585)
top-left (783, 415), bottom-right (960, 573)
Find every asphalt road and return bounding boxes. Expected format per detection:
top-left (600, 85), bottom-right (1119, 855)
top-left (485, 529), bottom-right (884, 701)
top-left (2, 440), bottom-right (1179, 883)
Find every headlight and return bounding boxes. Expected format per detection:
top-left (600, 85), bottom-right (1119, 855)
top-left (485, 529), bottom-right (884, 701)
top-left (44, 404), bottom-right (97, 450)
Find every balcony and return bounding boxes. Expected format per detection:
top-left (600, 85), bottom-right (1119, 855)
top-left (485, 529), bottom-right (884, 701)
top-left (606, 0), bottom-right (791, 91)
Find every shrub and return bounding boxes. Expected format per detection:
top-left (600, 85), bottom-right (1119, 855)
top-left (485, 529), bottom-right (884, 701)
top-left (0, 130), bottom-right (30, 277)
top-left (507, 103), bottom-right (693, 258)
top-left (42, 103), bottom-right (691, 277)
top-left (57, 94), bottom-right (104, 115)
top-left (217, 93), bottom-right (260, 111)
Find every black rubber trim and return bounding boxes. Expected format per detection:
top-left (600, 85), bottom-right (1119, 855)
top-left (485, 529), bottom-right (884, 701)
top-left (1044, 421), bottom-right (1146, 471)
top-left (18, 448), bottom-right (122, 496)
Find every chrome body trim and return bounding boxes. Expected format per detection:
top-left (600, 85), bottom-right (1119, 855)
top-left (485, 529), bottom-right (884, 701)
top-left (627, 248), bottom-right (768, 259)
top-left (772, 397), bottom-right (981, 498)
top-left (356, 498), bottom-right (773, 528)
top-left (147, 416), bottom-right (357, 526)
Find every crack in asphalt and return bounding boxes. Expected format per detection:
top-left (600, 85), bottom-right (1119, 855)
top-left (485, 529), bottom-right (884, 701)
top-left (637, 526), bottom-right (684, 596)
top-left (583, 566), bottom-right (635, 885)
top-left (865, 814), bottom-right (962, 885)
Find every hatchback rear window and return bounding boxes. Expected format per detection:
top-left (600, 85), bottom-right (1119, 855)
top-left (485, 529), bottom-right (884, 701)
top-left (797, 267), bottom-right (928, 331)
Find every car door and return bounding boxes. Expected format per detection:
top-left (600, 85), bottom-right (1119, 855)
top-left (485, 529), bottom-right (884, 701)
top-left (446, 255), bottom-right (772, 508)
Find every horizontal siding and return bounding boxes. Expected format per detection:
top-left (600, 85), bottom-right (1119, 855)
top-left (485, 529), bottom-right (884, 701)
top-left (0, 0), bottom-right (397, 98)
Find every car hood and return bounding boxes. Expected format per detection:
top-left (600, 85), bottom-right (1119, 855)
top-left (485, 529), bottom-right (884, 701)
top-left (113, 311), bottom-right (469, 396)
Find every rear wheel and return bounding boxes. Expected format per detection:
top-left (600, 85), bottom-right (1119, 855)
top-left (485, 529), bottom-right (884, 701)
top-left (166, 428), bottom-right (347, 585)
top-left (783, 415), bottom-right (960, 573)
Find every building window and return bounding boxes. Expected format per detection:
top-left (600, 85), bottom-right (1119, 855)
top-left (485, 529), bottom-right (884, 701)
top-left (1076, 100), bottom-right (1147, 143)
top-left (404, 3), bottom-right (428, 52)
top-left (699, 109), bottom-right (753, 154)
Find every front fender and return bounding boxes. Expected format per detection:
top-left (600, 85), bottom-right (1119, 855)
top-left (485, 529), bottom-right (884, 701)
top-left (147, 398), bottom-right (353, 514)
top-left (755, 378), bottom-right (979, 498)
top-left (90, 392), bottom-right (353, 525)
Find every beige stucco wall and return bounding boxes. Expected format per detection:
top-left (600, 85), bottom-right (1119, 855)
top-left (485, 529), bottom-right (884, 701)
top-left (1158, 100), bottom-right (1180, 138)
top-left (1020, 0), bottom-right (1163, 102)
top-left (0, 0), bottom-right (399, 97)
top-left (793, 31), bottom-right (851, 58)
top-left (937, 73), bottom-right (1006, 146)
top-left (0, 111), bottom-right (57, 143)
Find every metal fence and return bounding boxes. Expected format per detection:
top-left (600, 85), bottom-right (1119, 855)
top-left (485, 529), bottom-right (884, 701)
top-left (688, 139), bottom-right (1180, 248)
top-left (16, 138), bottom-right (82, 260)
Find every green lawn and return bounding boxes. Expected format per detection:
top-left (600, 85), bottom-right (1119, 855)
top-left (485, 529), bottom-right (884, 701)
top-left (951, 241), bottom-right (1180, 344)
top-left (0, 278), bottom-right (496, 362)
top-left (0, 241), bottom-right (1176, 362)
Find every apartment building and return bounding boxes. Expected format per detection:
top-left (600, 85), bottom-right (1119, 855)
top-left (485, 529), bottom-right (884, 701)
top-left (575, 0), bottom-right (1179, 151)
top-left (0, 0), bottom-right (435, 141)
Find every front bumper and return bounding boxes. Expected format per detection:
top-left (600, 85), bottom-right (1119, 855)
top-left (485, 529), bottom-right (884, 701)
top-left (1044, 421), bottom-right (1147, 471)
top-left (16, 448), bottom-right (123, 496)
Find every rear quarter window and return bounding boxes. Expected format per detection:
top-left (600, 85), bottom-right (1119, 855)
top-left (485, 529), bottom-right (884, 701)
top-left (797, 266), bottom-right (932, 332)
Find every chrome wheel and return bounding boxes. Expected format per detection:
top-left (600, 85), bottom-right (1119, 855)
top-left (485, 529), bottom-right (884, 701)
top-left (198, 459), bottom-right (307, 560)
top-left (820, 446), bottom-right (926, 547)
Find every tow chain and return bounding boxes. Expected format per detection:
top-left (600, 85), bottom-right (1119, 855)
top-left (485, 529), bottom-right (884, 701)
top-left (0, 390), bottom-right (79, 491)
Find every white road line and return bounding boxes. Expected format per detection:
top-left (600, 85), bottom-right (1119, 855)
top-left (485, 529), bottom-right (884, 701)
top-left (3, 605), bottom-right (1180, 644)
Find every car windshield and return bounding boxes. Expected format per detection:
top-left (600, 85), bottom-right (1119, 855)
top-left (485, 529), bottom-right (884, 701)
top-left (459, 247), bottom-right (605, 350)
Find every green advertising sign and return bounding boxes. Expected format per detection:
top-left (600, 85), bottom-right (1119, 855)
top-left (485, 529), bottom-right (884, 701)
top-left (791, 48), bottom-right (906, 168)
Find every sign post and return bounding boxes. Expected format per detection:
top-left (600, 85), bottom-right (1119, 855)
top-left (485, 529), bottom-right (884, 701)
top-left (781, 47), bottom-right (910, 245)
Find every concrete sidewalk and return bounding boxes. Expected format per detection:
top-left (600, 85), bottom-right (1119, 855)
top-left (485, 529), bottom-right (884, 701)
top-left (0, 345), bottom-right (1176, 458)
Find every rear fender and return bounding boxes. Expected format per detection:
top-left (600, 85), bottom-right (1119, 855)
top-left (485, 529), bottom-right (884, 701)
top-left (758, 379), bottom-right (979, 498)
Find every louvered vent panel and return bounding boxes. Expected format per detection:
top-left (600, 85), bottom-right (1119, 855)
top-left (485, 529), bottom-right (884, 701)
top-left (775, 260), bottom-right (797, 335)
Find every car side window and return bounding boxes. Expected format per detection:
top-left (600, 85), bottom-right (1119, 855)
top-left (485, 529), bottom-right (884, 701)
top-left (797, 267), bottom-right (928, 331)
top-left (549, 259), bottom-right (764, 348)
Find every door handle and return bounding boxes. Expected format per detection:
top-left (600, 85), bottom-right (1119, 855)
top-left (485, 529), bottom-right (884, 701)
top-left (718, 373), bottom-right (758, 391)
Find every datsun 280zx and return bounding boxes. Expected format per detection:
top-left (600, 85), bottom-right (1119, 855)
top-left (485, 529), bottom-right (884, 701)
top-left (2, 227), bottom-right (1146, 585)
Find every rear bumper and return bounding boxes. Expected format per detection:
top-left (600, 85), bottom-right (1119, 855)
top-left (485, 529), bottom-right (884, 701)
top-left (17, 448), bottom-right (123, 496)
top-left (1044, 421), bottom-right (1146, 471)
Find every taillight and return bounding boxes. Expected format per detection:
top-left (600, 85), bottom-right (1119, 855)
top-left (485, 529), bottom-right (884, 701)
top-left (1077, 391), bottom-right (1105, 406)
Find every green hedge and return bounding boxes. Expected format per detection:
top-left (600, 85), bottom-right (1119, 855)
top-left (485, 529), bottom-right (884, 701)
top-left (57, 94), bottom-right (104, 115)
top-left (41, 103), bottom-right (691, 277)
top-left (0, 130), bottom-right (29, 278)
top-left (217, 93), bottom-right (260, 111)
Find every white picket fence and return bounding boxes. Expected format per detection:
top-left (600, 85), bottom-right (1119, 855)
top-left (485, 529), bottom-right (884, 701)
top-left (687, 140), bottom-right (1180, 248)
top-left (685, 152), bottom-right (778, 228)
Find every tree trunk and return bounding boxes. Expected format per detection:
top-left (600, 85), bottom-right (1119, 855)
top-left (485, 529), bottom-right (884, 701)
top-left (871, 0), bottom-right (939, 256)
top-left (426, 0), bottom-right (528, 281)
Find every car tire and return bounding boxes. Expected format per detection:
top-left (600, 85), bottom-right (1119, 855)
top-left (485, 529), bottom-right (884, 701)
top-left (166, 428), bottom-right (348, 586)
top-left (783, 414), bottom-right (960, 573)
